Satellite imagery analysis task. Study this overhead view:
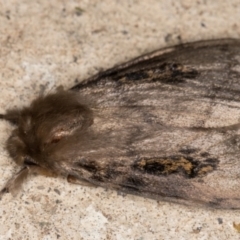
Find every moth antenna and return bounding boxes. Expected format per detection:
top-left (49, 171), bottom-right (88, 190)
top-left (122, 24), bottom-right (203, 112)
top-left (0, 114), bottom-right (7, 119)
top-left (0, 167), bottom-right (29, 199)
top-left (0, 110), bottom-right (21, 125)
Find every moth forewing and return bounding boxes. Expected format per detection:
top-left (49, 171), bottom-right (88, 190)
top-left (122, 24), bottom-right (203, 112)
top-left (1, 39), bottom-right (240, 209)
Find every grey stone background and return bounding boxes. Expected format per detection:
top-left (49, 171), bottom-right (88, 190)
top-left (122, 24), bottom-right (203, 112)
top-left (0, 0), bottom-right (240, 239)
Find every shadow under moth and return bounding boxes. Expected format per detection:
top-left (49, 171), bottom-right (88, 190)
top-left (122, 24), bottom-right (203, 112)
top-left (1, 39), bottom-right (240, 209)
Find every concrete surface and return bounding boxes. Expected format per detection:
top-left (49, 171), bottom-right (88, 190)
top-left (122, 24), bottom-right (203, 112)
top-left (1, 0), bottom-right (240, 239)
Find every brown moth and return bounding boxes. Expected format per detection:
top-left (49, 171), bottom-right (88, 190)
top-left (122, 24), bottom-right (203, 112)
top-left (1, 39), bottom-right (240, 209)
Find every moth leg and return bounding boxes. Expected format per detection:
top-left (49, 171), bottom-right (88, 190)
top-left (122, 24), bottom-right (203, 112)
top-left (0, 166), bottom-right (58, 199)
top-left (0, 167), bottom-right (29, 198)
top-left (29, 166), bottom-right (57, 178)
top-left (67, 175), bottom-right (95, 187)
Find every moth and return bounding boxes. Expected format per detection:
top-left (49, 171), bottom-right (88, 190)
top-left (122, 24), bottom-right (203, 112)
top-left (1, 39), bottom-right (240, 209)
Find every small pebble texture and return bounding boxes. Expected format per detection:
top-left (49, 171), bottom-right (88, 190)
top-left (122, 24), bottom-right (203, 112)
top-left (1, 1), bottom-right (240, 239)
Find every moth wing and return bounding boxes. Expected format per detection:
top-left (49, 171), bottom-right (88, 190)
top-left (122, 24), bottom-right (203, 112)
top-left (53, 39), bottom-right (240, 208)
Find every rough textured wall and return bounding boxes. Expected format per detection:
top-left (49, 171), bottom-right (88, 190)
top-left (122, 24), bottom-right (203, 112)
top-left (1, 1), bottom-right (240, 239)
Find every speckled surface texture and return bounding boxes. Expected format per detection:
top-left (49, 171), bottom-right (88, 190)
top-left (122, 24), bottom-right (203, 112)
top-left (1, 1), bottom-right (240, 239)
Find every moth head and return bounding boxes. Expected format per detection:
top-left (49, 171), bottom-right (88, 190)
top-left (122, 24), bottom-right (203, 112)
top-left (2, 91), bottom-right (93, 168)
